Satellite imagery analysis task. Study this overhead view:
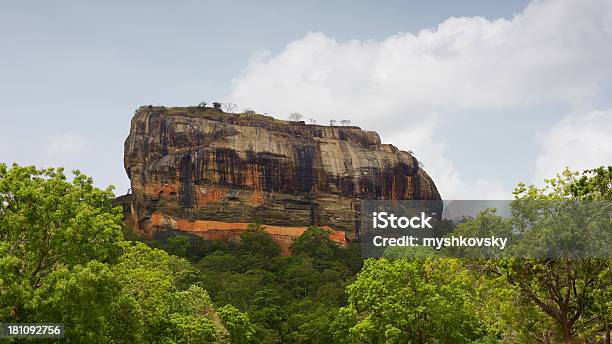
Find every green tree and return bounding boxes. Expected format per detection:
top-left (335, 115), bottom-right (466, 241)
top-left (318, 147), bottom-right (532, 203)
top-left (280, 257), bottom-right (321, 300)
top-left (33, 261), bottom-right (143, 343)
top-left (0, 164), bottom-right (226, 343)
top-left (218, 304), bottom-right (256, 344)
top-left (333, 258), bottom-right (483, 343)
top-left (113, 242), bottom-right (226, 343)
top-left (291, 227), bottom-right (339, 260)
top-left (474, 166), bottom-right (611, 343)
top-left (240, 223), bottom-right (280, 258)
top-left (193, 234), bottom-right (354, 343)
top-left (198, 251), bottom-right (242, 272)
top-left (0, 164), bottom-right (124, 322)
top-left (165, 234), bottom-right (193, 258)
top-left (281, 298), bottom-right (336, 344)
top-left (514, 166), bottom-right (611, 201)
top-left (166, 285), bottom-right (224, 344)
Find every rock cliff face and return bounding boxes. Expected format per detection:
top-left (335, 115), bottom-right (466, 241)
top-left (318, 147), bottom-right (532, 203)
top-left (123, 106), bottom-right (440, 253)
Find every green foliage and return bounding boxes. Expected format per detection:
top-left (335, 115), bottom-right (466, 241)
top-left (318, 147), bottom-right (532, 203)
top-left (334, 258), bottom-right (484, 343)
top-left (513, 165), bottom-right (611, 200)
top-left (166, 313), bottom-right (218, 344)
top-left (218, 304), bottom-right (256, 344)
top-left (33, 261), bottom-right (143, 343)
top-left (165, 285), bottom-right (220, 344)
top-left (166, 235), bottom-right (192, 258)
top-left (280, 298), bottom-right (336, 344)
top-left (240, 224), bottom-right (281, 258)
top-left (290, 226), bottom-right (339, 260)
top-left (191, 225), bottom-right (358, 343)
top-left (473, 166), bottom-right (612, 343)
top-left (113, 242), bottom-right (225, 343)
top-left (3, 162), bottom-right (609, 344)
top-left (129, 226), bottom-right (358, 343)
top-left (113, 242), bottom-right (175, 323)
top-left (0, 164), bottom-right (124, 322)
top-left (0, 164), bottom-right (227, 343)
top-left (331, 167), bottom-right (610, 343)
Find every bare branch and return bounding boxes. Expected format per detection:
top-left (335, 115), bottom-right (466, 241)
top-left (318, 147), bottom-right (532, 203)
top-left (222, 103), bottom-right (238, 114)
top-left (289, 112), bottom-right (303, 121)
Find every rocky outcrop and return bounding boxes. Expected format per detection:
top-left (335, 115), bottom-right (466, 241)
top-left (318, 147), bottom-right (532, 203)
top-left (122, 106), bottom-right (440, 251)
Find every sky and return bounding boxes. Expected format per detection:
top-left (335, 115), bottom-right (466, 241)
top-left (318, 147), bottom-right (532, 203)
top-left (1, 0), bottom-right (611, 199)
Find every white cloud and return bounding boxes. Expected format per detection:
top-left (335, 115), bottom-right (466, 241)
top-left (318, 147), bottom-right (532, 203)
top-left (375, 119), bottom-right (512, 198)
top-left (225, 0), bottom-right (612, 199)
top-left (384, 124), bottom-right (510, 200)
top-left (534, 109), bottom-right (612, 183)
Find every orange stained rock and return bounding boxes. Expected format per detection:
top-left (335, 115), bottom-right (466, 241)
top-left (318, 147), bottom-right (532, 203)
top-left (124, 107), bottom-right (441, 243)
top-left (146, 182), bottom-right (179, 195)
top-left (195, 185), bottom-right (227, 205)
top-left (249, 189), bottom-right (264, 204)
top-left (148, 213), bottom-right (347, 255)
top-left (151, 212), bottom-right (163, 225)
top-left (245, 166), bottom-right (265, 204)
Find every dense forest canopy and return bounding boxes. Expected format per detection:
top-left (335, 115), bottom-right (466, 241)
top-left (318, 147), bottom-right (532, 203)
top-left (0, 163), bottom-right (610, 343)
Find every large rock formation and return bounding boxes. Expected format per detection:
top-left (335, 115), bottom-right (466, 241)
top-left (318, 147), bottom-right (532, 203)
top-left (122, 106), bottom-right (440, 253)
